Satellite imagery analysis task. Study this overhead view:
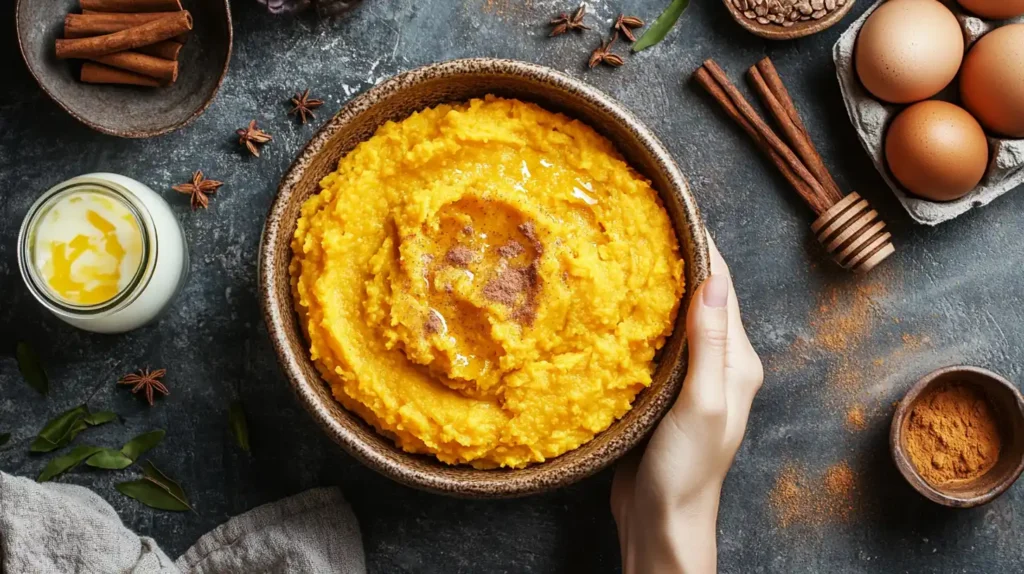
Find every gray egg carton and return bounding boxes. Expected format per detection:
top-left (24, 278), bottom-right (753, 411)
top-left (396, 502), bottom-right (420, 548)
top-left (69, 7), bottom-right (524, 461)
top-left (833, 0), bottom-right (1024, 225)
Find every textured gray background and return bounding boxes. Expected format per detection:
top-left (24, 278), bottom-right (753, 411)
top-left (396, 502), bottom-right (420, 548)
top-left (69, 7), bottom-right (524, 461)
top-left (3, 0), bottom-right (1024, 572)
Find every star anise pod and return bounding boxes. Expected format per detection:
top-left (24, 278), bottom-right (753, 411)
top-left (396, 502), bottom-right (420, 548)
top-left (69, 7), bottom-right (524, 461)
top-left (549, 3), bottom-right (589, 37)
top-left (119, 368), bottom-right (169, 407)
top-left (172, 170), bottom-right (223, 210)
top-left (236, 120), bottom-right (272, 157)
top-left (614, 14), bottom-right (645, 43)
top-left (289, 88), bottom-right (324, 124)
top-left (589, 33), bottom-right (624, 69)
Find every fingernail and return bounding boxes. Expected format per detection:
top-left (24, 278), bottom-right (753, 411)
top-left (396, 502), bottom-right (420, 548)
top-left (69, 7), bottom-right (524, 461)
top-left (702, 274), bottom-right (729, 308)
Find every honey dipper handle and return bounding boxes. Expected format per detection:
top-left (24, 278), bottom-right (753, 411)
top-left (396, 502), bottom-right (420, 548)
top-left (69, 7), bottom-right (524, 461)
top-left (811, 192), bottom-right (895, 273)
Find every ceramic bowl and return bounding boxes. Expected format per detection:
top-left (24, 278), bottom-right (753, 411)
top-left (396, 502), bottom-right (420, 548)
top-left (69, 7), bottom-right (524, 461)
top-left (259, 59), bottom-right (710, 497)
top-left (891, 366), bottom-right (1024, 508)
top-left (16, 0), bottom-right (231, 138)
top-left (722, 0), bottom-right (856, 40)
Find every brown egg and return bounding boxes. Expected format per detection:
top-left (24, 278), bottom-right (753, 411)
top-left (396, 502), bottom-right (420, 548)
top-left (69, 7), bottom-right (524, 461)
top-left (960, 24), bottom-right (1024, 138)
top-left (855, 0), bottom-right (964, 103)
top-left (885, 101), bottom-right (989, 201)
top-left (957, 0), bottom-right (1024, 19)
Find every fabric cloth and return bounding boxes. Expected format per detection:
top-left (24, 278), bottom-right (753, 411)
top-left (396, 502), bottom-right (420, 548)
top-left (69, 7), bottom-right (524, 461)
top-left (833, 0), bottom-right (1024, 225)
top-left (0, 472), bottom-right (365, 574)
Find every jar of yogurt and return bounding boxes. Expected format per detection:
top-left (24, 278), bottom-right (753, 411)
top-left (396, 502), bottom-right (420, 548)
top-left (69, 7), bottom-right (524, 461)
top-left (18, 173), bottom-right (188, 334)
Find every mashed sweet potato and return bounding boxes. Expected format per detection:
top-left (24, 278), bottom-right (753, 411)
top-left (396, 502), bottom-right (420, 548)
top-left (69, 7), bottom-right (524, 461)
top-left (290, 96), bottom-right (684, 468)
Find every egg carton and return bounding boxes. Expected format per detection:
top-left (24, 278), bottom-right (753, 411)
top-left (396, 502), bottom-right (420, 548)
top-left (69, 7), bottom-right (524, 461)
top-left (833, 0), bottom-right (1024, 225)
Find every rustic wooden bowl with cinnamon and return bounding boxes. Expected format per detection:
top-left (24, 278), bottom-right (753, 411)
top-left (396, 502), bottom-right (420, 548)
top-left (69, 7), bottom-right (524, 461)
top-left (891, 366), bottom-right (1024, 508)
top-left (16, 0), bottom-right (232, 137)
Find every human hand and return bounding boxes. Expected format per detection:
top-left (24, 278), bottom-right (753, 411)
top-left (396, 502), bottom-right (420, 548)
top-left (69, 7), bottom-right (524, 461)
top-left (611, 235), bottom-right (764, 574)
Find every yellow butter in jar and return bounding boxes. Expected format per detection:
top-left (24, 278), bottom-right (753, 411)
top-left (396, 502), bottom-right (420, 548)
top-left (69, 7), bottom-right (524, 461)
top-left (32, 191), bottom-right (144, 306)
top-left (19, 173), bottom-right (189, 334)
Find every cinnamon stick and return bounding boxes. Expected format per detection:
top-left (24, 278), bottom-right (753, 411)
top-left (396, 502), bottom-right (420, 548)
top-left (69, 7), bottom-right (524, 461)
top-left (749, 58), bottom-right (843, 204)
top-left (80, 0), bottom-right (183, 12)
top-left (90, 51), bottom-right (177, 83)
top-left (136, 40), bottom-right (182, 61)
top-left (64, 12), bottom-right (184, 39)
top-left (694, 67), bottom-right (827, 215)
top-left (699, 59), bottom-right (832, 215)
top-left (81, 61), bottom-right (161, 87)
top-left (56, 11), bottom-right (192, 59)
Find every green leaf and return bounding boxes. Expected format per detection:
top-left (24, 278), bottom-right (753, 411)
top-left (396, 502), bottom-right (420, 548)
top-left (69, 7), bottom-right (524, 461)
top-left (116, 461), bottom-right (192, 511)
top-left (85, 448), bottom-right (134, 470)
top-left (229, 401), bottom-right (250, 453)
top-left (84, 411), bottom-right (118, 426)
top-left (38, 445), bottom-right (103, 482)
top-left (16, 342), bottom-right (49, 396)
top-left (31, 405), bottom-right (90, 453)
top-left (632, 0), bottom-right (690, 52)
top-left (0, 433), bottom-right (10, 447)
top-left (141, 460), bottom-right (190, 505)
top-left (116, 480), bottom-right (191, 512)
top-left (31, 418), bottom-right (89, 453)
top-left (120, 430), bottom-right (165, 461)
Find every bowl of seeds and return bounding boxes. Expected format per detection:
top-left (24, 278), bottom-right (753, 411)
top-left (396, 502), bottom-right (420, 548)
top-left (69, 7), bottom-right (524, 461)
top-left (723, 0), bottom-right (856, 40)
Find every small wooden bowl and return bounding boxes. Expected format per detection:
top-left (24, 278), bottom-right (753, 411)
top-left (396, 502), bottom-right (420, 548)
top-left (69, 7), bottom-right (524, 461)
top-left (722, 0), bottom-right (856, 40)
top-left (16, 0), bottom-right (231, 138)
top-left (260, 58), bottom-right (710, 497)
top-left (890, 366), bottom-right (1024, 508)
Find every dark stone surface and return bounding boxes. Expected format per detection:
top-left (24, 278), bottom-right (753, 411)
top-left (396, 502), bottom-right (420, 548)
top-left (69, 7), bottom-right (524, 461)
top-left (2, 1), bottom-right (1023, 572)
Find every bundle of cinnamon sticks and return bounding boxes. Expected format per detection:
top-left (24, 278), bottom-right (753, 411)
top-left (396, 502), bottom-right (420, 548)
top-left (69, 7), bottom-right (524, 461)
top-left (55, 0), bottom-right (193, 88)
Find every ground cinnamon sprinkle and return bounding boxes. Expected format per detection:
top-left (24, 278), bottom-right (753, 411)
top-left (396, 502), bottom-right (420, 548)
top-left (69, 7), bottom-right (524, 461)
top-left (769, 461), bottom-right (858, 528)
top-left (903, 382), bottom-right (1002, 486)
top-left (813, 280), bottom-right (888, 397)
top-left (824, 462), bottom-right (855, 498)
top-left (497, 240), bottom-right (524, 259)
top-left (483, 0), bottom-right (535, 19)
top-left (445, 245), bottom-right (477, 267)
top-left (846, 404), bottom-right (867, 431)
top-left (769, 466), bottom-right (804, 528)
top-left (813, 281), bottom-right (884, 354)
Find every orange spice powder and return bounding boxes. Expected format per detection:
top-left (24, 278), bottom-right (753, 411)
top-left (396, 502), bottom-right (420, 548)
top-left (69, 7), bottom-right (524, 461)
top-left (846, 404), bottom-right (867, 431)
top-left (769, 462), bottom-right (858, 528)
top-left (903, 382), bottom-right (1002, 486)
top-left (812, 280), bottom-right (887, 397)
top-left (483, 0), bottom-right (534, 17)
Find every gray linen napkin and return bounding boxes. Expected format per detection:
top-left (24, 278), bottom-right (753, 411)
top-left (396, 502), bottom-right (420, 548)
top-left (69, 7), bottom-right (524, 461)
top-left (0, 472), bottom-right (365, 574)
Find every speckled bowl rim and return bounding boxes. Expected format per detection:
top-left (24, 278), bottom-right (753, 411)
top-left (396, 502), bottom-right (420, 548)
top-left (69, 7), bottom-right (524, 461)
top-left (890, 365), bottom-right (1024, 508)
top-left (15, 0), bottom-right (233, 139)
top-left (721, 0), bottom-right (856, 40)
top-left (260, 58), bottom-right (710, 497)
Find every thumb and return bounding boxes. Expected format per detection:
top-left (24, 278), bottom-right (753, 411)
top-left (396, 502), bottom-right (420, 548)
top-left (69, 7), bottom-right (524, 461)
top-left (679, 273), bottom-right (730, 410)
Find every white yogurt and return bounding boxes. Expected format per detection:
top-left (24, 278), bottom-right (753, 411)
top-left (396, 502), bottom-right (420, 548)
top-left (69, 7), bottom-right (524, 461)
top-left (19, 173), bottom-right (189, 334)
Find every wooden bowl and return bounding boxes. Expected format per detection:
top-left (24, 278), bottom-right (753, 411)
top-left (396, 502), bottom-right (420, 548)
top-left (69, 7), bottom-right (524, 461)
top-left (259, 59), bottom-right (710, 498)
top-left (890, 366), bottom-right (1024, 508)
top-left (722, 0), bottom-right (856, 40)
top-left (16, 0), bottom-right (231, 138)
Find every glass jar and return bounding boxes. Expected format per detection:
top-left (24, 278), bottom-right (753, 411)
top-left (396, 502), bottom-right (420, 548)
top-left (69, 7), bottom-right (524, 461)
top-left (18, 173), bottom-right (189, 334)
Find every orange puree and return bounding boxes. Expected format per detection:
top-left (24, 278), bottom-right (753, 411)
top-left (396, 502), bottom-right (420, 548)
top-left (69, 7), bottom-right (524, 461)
top-left (290, 96), bottom-right (684, 468)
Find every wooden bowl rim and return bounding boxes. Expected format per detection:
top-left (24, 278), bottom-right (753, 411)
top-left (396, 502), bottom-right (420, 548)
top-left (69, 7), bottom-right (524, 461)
top-left (720, 0), bottom-right (856, 40)
top-left (259, 57), bottom-right (710, 497)
top-left (889, 365), bottom-right (1024, 508)
top-left (14, 0), bottom-right (233, 139)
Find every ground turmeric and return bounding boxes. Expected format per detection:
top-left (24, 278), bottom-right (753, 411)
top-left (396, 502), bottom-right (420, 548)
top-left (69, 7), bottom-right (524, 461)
top-left (903, 382), bottom-right (1002, 486)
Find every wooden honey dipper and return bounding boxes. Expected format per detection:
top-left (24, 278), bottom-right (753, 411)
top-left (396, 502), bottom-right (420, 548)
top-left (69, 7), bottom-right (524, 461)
top-left (694, 57), bottom-right (895, 274)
